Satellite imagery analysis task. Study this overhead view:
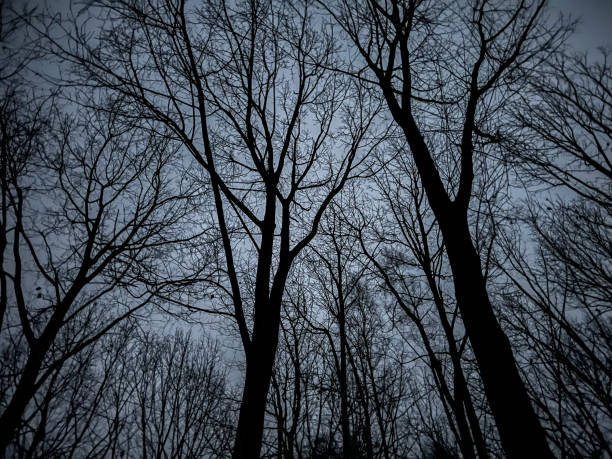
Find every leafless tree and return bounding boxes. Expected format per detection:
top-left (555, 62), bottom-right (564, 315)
top-left (0, 43), bottom-right (197, 453)
top-left (511, 51), bottom-right (611, 208)
top-left (495, 50), bottom-right (612, 457)
top-left (38, 0), bottom-right (386, 455)
top-left (7, 322), bottom-right (136, 458)
top-left (3, 1), bottom-right (609, 457)
top-left (347, 153), bottom-right (490, 458)
top-left (119, 330), bottom-right (233, 458)
top-left (269, 209), bottom-right (414, 458)
top-left (321, 1), bottom-right (571, 455)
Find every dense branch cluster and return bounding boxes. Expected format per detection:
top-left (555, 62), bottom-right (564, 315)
top-left (0, 0), bottom-right (609, 457)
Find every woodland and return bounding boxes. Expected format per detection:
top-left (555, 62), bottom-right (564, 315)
top-left (0, 0), bottom-right (610, 457)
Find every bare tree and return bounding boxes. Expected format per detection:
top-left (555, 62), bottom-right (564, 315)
top-left (321, 1), bottom-right (570, 455)
top-left (121, 331), bottom-right (232, 458)
top-left (308, 212), bottom-right (366, 458)
top-left (271, 209), bottom-right (414, 458)
top-left (4, 1), bottom-right (608, 457)
top-left (348, 154), bottom-right (489, 458)
top-left (39, 0), bottom-right (386, 455)
top-left (511, 51), bottom-right (611, 208)
top-left (496, 50), bottom-right (612, 457)
top-left (7, 322), bottom-right (136, 458)
top-left (0, 71), bottom-right (195, 453)
top-left (5, 321), bottom-right (233, 458)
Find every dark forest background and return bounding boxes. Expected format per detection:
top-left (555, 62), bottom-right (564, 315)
top-left (0, 0), bottom-right (610, 457)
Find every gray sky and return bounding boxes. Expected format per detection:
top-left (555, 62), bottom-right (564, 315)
top-left (550, 0), bottom-right (612, 51)
top-left (11, 0), bottom-right (612, 52)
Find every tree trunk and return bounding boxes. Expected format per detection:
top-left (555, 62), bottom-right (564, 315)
top-left (442, 215), bottom-right (551, 458)
top-left (233, 321), bottom-right (280, 458)
top-left (0, 305), bottom-right (70, 456)
top-left (0, 347), bottom-right (46, 455)
top-left (338, 294), bottom-right (351, 458)
top-left (394, 110), bottom-right (551, 457)
top-left (232, 235), bottom-right (291, 458)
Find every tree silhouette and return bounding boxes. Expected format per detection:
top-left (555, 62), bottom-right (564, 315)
top-left (0, 1), bottom-right (609, 457)
top-left (38, 0), bottom-right (385, 455)
top-left (320, 1), bottom-right (570, 456)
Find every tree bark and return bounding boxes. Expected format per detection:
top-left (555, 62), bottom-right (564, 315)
top-left (232, 308), bottom-right (281, 458)
top-left (232, 205), bottom-right (291, 458)
top-left (441, 211), bottom-right (551, 458)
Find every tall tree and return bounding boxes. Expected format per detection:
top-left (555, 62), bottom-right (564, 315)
top-left (42, 0), bottom-right (385, 455)
top-left (352, 156), bottom-right (489, 458)
top-left (497, 50), bottom-right (612, 456)
top-left (323, 1), bottom-right (569, 456)
top-left (0, 81), bottom-right (194, 454)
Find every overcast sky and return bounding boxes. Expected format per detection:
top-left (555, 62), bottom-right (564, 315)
top-left (9, 0), bottom-right (611, 53)
top-left (551, 0), bottom-right (612, 51)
